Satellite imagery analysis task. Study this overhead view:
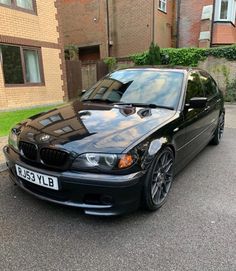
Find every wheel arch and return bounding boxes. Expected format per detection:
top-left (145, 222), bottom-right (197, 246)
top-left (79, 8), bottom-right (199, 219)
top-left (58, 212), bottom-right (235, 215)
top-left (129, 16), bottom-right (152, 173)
top-left (140, 138), bottom-right (176, 170)
top-left (166, 144), bottom-right (176, 158)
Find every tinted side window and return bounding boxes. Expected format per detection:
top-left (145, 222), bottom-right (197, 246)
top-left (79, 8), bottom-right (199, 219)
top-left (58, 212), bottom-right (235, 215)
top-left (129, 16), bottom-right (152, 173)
top-left (186, 72), bottom-right (204, 103)
top-left (199, 72), bottom-right (218, 99)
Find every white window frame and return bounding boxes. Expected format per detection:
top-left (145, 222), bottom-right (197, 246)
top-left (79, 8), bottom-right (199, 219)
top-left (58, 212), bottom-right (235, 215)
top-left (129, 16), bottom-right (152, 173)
top-left (214, 0), bottom-right (236, 23)
top-left (158, 0), bottom-right (167, 13)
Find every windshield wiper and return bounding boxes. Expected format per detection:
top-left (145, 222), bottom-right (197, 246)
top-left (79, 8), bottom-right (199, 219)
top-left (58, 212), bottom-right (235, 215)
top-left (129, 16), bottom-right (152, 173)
top-left (81, 98), bottom-right (115, 104)
top-left (81, 99), bottom-right (174, 110)
top-left (114, 102), bottom-right (175, 111)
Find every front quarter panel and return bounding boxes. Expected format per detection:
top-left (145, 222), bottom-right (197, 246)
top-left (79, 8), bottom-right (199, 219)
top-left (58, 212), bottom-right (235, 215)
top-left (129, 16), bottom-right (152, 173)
top-left (139, 139), bottom-right (164, 170)
top-left (132, 112), bottom-right (185, 172)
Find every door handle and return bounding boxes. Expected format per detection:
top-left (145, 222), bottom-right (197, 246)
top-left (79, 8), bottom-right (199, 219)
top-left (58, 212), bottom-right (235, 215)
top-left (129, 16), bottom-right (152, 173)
top-left (204, 106), bottom-right (210, 111)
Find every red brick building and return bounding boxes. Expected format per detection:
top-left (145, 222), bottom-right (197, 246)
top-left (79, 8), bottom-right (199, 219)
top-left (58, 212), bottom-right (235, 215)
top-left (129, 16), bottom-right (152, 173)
top-left (59, 0), bottom-right (176, 60)
top-left (178, 0), bottom-right (236, 48)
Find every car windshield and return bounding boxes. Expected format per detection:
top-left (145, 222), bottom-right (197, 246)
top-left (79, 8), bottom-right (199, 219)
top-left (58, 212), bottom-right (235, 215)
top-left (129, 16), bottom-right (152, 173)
top-left (81, 69), bottom-right (184, 109)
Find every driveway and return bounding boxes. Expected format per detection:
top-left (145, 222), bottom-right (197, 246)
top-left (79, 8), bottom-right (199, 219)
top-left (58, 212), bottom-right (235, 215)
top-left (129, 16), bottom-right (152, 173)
top-left (0, 105), bottom-right (235, 271)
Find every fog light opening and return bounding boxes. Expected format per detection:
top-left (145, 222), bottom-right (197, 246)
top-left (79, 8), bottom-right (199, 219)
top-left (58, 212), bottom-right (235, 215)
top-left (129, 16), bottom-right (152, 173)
top-left (100, 195), bottom-right (113, 205)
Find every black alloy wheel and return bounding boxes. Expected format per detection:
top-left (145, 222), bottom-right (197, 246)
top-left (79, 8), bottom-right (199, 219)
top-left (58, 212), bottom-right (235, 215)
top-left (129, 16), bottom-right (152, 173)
top-left (211, 112), bottom-right (225, 145)
top-left (143, 147), bottom-right (174, 211)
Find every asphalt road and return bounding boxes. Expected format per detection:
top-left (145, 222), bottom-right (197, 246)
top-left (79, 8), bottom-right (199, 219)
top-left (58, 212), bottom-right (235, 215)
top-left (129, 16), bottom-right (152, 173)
top-left (0, 107), bottom-right (236, 271)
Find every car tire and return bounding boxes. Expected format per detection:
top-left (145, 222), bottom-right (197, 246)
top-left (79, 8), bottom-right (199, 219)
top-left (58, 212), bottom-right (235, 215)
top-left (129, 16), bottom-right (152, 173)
top-left (211, 112), bottom-right (225, 145)
top-left (143, 147), bottom-right (175, 211)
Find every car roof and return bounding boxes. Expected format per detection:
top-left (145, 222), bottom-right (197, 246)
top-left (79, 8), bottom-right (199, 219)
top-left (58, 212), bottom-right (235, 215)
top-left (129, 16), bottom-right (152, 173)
top-left (120, 66), bottom-right (204, 73)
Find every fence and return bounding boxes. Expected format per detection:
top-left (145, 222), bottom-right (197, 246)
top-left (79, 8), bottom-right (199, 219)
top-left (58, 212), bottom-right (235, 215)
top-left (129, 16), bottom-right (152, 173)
top-left (65, 60), bottom-right (109, 100)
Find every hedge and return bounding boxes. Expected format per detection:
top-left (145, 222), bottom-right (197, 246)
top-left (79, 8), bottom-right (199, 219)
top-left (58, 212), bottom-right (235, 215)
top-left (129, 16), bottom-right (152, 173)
top-left (130, 46), bottom-right (236, 67)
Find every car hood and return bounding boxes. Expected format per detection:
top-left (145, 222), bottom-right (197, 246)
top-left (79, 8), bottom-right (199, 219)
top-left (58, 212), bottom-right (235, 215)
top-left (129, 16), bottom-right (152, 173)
top-left (18, 101), bottom-right (176, 154)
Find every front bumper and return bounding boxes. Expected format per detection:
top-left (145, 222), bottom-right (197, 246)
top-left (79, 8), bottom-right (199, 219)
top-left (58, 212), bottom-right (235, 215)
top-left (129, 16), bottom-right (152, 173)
top-left (3, 146), bottom-right (145, 216)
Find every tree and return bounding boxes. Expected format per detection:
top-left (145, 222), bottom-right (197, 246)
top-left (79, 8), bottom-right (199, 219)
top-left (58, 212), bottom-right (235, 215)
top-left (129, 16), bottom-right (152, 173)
top-left (147, 42), bottom-right (161, 65)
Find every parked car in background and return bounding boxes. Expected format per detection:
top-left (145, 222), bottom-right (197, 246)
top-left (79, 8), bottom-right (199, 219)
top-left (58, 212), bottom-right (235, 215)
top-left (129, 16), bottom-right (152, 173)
top-left (4, 67), bottom-right (225, 216)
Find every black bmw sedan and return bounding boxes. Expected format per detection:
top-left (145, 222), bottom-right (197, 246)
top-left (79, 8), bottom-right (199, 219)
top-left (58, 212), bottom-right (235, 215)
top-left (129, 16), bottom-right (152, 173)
top-left (3, 67), bottom-right (225, 216)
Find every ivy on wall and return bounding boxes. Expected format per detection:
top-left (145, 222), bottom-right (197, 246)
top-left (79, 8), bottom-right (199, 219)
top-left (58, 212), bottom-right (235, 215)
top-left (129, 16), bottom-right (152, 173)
top-left (130, 46), bottom-right (236, 67)
top-left (103, 57), bottom-right (117, 71)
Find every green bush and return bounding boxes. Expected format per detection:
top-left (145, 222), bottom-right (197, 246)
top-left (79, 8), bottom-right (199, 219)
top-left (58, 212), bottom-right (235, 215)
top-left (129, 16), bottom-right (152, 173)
top-left (225, 79), bottom-right (236, 102)
top-left (161, 48), bottom-right (206, 66)
top-left (103, 57), bottom-right (117, 71)
top-left (130, 42), bottom-right (161, 65)
top-left (130, 51), bottom-right (149, 65)
top-left (205, 46), bottom-right (236, 60)
top-left (64, 45), bottom-right (79, 60)
top-left (130, 45), bottom-right (236, 67)
top-left (147, 42), bottom-right (161, 65)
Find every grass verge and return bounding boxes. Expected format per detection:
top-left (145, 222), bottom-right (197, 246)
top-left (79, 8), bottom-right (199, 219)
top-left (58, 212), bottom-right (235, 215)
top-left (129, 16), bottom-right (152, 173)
top-left (0, 105), bottom-right (57, 137)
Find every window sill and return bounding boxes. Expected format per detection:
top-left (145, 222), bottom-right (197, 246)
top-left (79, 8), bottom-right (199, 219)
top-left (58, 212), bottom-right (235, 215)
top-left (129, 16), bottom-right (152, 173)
top-left (214, 20), bottom-right (235, 27)
top-left (158, 8), bottom-right (167, 14)
top-left (5, 83), bottom-right (45, 88)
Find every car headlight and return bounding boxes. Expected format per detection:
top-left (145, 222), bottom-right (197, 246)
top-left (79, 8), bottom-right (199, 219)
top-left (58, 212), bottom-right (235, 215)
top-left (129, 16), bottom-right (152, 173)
top-left (72, 153), bottom-right (135, 171)
top-left (8, 129), bottom-right (19, 151)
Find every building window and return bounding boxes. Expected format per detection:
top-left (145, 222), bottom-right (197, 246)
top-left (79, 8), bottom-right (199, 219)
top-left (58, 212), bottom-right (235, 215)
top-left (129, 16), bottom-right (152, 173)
top-left (220, 0), bottom-right (229, 19)
top-left (0, 0), bottom-right (11, 6)
top-left (0, 0), bottom-right (36, 13)
top-left (24, 49), bottom-right (41, 83)
top-left (215, 0), bottom-right (236, 23)
top-left (16, 0), bottom-right (34, 11)
top-left (54, 126), bottom-right (74, 135)
top-left (39, 114), bottom-right (62, 126)
top-left (0, 44), bottom-right (44, 86)
top-left (159, 0), bottom-right (167, 13)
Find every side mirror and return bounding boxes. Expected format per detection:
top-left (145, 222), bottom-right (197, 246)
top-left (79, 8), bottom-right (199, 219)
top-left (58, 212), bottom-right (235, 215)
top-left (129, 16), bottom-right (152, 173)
top-left (79, 89), bottom-right (86, 97)
top-left (187, 97), bottom-right (207, 109)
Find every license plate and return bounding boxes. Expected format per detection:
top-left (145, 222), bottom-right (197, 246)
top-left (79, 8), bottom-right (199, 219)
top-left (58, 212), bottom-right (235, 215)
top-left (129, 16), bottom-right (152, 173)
top-left (15, 164), bottom-right (59, 190)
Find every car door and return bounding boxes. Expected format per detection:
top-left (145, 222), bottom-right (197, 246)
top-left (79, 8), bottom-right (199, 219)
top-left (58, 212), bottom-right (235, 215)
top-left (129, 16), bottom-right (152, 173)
top-left (179, 71), bottom-right (209, 167)
top-left (199, 71), bottom-right (222, 139)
